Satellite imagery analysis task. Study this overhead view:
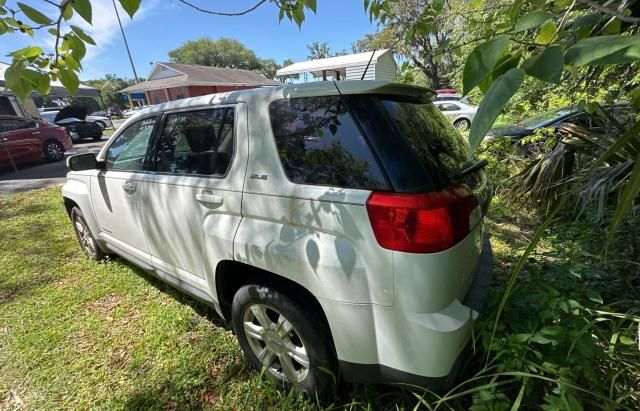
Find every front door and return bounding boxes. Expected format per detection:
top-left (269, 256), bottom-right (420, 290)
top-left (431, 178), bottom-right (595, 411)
top-left (0, 118), bottom-right (41, 166)
top-left (90, 116), bottom-right (158, 264)
top-left (140, 105), bottom-right (246, 293)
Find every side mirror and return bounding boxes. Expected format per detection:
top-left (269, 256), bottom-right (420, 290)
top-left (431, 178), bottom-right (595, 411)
top-left (67, 153), bottom-right (104, 171)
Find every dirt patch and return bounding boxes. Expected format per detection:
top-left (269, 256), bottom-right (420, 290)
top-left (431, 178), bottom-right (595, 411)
top-left (86, 294), bottom-right (122, 316)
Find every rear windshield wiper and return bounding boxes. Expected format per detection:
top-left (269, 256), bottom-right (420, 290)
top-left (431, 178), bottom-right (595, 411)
top-left (456, 159), bottom-right (488, 178)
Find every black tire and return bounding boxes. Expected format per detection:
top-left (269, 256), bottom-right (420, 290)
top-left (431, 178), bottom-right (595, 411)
top-left (232, 284), bottom-right (338, 398)
top-left (454, 118), bottom-right (471, 131)
top-left (70, 207), bottom-right (106, 261)
top-left (43, 140), bottom-right (65, 162)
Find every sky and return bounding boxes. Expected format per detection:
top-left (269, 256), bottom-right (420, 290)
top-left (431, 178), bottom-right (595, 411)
top-left (0, 0), bottom-right (379, 81)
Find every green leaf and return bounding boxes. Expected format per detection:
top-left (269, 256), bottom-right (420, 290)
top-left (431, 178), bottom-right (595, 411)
top-left (492, 53), bottom-right (521, 80)
top-left (432, 0), bottom-right (445, 12)
top-left (619, 336), bottom-right (634, 345)
top-left (462, 35), bottom-right (509, 96)
top-left (514, 11), bottom-right (553, 32)
top-left (71, 0), bottom-right (92, 24)
top-left (70, 25), bottom-right (95, 45)
top-left (608, 154), bottom-right (640, 240)
top-left (602, 17), bottom-right (621, 35)
top-left (5, 61), bottom-right (31, 100)
top-left (58, 66), bottom-right (79, 95)
top-left (61, 3), bottom-right (73, 20)
top-left (17, 2), bottom-right (53, 25)
top-left (587, 292), bottom-right (603, 305)
top-left (306, 0), bottom-right (317, 13)
top-left (571, 13), bottom-right (601, 29)
top-left (535, 20), bottom-right (557, 44)
top-left (522, 46), bottom-right (563, 84)
top-left (118, 0), bottom-right (141, 18)
top-left (0, 20), bottom-right (8, 35)
top-left (20, 69), bottom-right (44, 90)
top-left (468, 68), bottom-right (524, 151)
top-left (37, 74), bottom-right (51, 95)
top-left (10, 46), bottom-right (42, 59)
top-left (564, 35), bottom-right (640, 66)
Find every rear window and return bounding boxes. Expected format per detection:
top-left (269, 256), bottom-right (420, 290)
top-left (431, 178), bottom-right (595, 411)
top-left (269, 96), bottom-right (389, 190)
top-left (344, 94), bottom-right (471, 192)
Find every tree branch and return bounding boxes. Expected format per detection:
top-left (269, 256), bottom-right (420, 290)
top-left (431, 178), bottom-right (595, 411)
top-left (577, 0), bottom-right (640, 24)
top-left (175, 0), bottom-right (268, 16)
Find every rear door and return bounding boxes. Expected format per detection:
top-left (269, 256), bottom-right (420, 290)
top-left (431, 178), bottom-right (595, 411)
top-left (140, 105), bottom-right (246, 294)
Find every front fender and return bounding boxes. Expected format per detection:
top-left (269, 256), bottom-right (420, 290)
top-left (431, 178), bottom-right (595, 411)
top-left (62, 172), bottom-right (101, 237)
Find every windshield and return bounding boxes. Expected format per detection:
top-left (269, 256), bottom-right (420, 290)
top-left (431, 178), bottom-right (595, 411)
top-left (520, 106), bottom-right (576, 129)
top-left (345, 94), bottom-right (474, 192)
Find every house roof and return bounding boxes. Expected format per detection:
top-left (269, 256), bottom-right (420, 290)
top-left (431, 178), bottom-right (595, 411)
top-left (0, 62), bottom-right (100, 98)
top-left (276, 49), bottom-right (393, 77)
top-left (120, 62), bottom-right (279, 93)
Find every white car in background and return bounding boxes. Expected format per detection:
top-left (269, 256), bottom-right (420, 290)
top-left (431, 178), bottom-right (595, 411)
top-left (436, 101), bottom-right (478, 131)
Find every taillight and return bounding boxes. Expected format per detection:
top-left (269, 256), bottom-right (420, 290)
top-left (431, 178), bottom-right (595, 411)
top-left (366, 185), bottom-right (481, 253)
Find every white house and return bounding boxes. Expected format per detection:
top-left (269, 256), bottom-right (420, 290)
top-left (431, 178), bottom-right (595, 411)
top-left (276, 49), bottom-right (397, 82)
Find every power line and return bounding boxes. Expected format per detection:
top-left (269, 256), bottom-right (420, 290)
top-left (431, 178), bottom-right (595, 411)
top-left (111, 0), bottom-right (140, 83)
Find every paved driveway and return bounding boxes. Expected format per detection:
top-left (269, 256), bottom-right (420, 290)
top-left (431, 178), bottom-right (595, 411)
top-left (0, 139), bottom-right (107, 196)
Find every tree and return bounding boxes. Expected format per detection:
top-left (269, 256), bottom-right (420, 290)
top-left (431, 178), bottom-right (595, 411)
top-left (168, 37), bottom-right (262, 70)
top-left (0, 0), bottom-right (318, 100)
top-left (84, 74), bottom-right (137, 109)
top-left (306, 41), bottom-right (332, 59)
top-left (255, 58), bottom-right (281, 79)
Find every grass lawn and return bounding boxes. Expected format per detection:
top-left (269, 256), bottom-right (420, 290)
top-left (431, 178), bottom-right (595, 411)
top-left (2, 182), bottom-right (635, 409)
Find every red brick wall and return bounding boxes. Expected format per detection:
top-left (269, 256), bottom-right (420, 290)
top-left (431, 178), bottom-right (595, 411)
top-left (147, 89), bottom-right (168, 105)
top-left (189, 86), bottom-right (218, 97)
top-left (168, 86), bottom-right (190, 100)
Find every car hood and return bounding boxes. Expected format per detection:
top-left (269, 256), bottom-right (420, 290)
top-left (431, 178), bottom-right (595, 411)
top-left (487, 124), bottom-right (532, 137)
top-left (55, 106), bottom-right (87, 122)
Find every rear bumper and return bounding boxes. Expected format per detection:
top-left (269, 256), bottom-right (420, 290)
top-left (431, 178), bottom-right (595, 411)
top-left (327, 234), bottom-right (493, 388)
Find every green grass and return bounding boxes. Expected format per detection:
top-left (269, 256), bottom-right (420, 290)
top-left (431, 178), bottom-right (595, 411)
top-left (1, 184), bottom-right (638, 409)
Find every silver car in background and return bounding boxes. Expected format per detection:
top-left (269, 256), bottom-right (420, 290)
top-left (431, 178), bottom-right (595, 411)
top-left (436, 101), bottom-right (478, 131)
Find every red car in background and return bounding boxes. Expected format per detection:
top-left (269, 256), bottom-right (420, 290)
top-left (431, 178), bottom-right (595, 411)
top-left (0, 115), bottom-right (73, 169)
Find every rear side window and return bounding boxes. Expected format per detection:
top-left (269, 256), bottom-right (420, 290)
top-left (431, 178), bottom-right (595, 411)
top-left (345, 94), bottom-right (471, 192)
top-left (269, 96), bottom-right (388, 190)
top-left (154, 108), bottom-right (234, 176)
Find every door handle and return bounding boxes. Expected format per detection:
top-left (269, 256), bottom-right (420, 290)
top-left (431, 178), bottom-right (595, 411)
top-left (32, 131), bottom-right (40, 135)
top-left (122, 182), bottom-right (136, 193)
top-left (195, 193), bottom-right (223, 206)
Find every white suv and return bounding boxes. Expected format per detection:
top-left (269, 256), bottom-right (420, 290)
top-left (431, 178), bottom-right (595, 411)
top-left (62, 81), bottom-right (493, 396)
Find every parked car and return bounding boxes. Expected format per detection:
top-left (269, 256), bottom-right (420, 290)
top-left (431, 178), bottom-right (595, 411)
top-left (122, 105), bottom-right (149, 119)
top-left (485, 106), bottom-right (583, 140)
top-left (437, 101), bottom-right (478, 131)
top-left (0, 115), bottom-right (72, 168)
top-left (62, 81), bottom-right (493, 396)
top-left (42, 108), bottom-right (113, 130)
top-left (41, 106), bottom-right (103, 142)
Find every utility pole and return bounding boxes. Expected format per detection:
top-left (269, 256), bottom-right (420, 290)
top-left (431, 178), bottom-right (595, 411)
top-left (112, 0), bottom-right (140, 83)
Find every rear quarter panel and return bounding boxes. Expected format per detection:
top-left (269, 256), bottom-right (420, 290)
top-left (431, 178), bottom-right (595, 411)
top-left (234, 87), bottom-right (394, 306)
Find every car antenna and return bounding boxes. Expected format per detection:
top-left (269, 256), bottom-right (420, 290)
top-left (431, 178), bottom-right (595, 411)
top-left (361, 49), bottom-right (377, 81)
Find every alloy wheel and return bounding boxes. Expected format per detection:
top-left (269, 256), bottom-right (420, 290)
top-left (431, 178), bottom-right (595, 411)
top-left (47, 142), bottom-right (64, 160)
top-left (74, 215), bottom-right (96, 258)
top-left (242, 303), bottom-right (310, 384)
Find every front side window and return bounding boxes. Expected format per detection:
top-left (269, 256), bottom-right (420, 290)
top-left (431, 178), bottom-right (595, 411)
top-left (106, 117), bottom-right (157, 171)
top-left (153, 108), bottom-right (234, 176)
top-left (269, 96), bottom-right (388, 190)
